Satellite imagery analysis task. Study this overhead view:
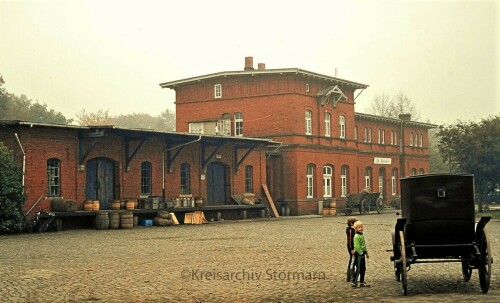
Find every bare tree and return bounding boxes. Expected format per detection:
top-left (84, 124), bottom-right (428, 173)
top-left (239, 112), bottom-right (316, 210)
top-left (368, 91), bottom-right (421, 121)
top-left (75, 109), bottom-right (115, 125)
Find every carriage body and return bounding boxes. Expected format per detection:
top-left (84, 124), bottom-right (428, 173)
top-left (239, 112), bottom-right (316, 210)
top-left (391, 174), bottom-right (491, 295)
top-left (344, 192), bottom-right (384, 215)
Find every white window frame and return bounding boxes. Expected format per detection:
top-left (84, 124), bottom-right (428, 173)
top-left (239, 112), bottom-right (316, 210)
top-left (365, 167), bottom-right (372, 189)
top-left (307, 164), bottom-right (314, 198)
top-left (305, 110), bottom-right (312, 135)
top-left (410, 132), bottom-right (413, 146)
top-left (411, 168), bottom-right (417, 176)
top-left (323, 165), bottom-right (332, 198)
top-left (415, 133), bottom-right (418, 147)
top-left (305, 83), bottom-right (310, 93)
top-left (378, 175), bottom-right (384, 196)
top-left (341, 166), bottom-right (348, 197)
top-left (381, 129), bottom-right (385, 144)
top-left (324, 112), bottom-right (331, 137)
top-left (214, 84), bottom-right (222, 98)
top-left (234, 112), bottom-right (243, 136)
top-left (391, 168), bottom-right (397, 195)
top-left (189, 122), bottom-right (204, 134)
top-left (390, 131), bottom-right (394, 145)
top-left (339, 115), bottom-right (346, 139)
top-left (419, 134), bottom-right (423, 147)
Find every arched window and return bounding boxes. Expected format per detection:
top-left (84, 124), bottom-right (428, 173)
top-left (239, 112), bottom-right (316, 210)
top-left (365, 167), bottom-right (372, 190)
top-left (141, 161), bottom-right (152, 195)
top-left (419, 134), bottom-right (423, 147)
top-left (180, 163), bottom-right (191, 194)
top-left (339, 115), bottom-right (346, 139)
top-left (341, 165), bottom-right (349, 197)
top-left (245, 165), bottom-right (253, 193)
top-left (411, 168), bottom-right (417, 176)
top-left (305, 110), bottom-right (312, 135)
top-left (323, 165), bottom-right (333, 197)
top-left (378, 167), bottom-right (386, 196)
top-left (47, 158), bottom-right (61, 196)
top-left (324, 112), bottom-right (331, 137)
top-left (306, 164), bottom-right (314, 198)
top-left (234, 112), bottom-right (243, 136)
top-left (410, 132), bottom-right (414, 146)
top-left (418, 168), bottom-right (425, 175)
top-left (391, 168), bottom-right (398, 195)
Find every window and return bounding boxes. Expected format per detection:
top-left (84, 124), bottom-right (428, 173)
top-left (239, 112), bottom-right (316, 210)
top-left (324, 112), bottom-right (331, 137)
top-left (365, 167), bottom-right (372, 190)
top-left (306, 164), bottom-right (314, 198)
top-left (47, 158), bottom-right (61, 196)
top-left (378, 129), bottom-right (382, 144)
top-left (339, 115), bottom-right (346, 139)
top-left (180, 163), bottom-right (191, 194)
top-left (415, 133), bottom-right (419, 147)
top-left (381, 129), bottom-right (385, 144)
top-left (354, 126), bottom-right (358, 141)
top-left (410, 132), bottom-right (413, 146)
top-left (305, 110), bottom-right (312, 135)
top-left (411, 168), bottom-right (417, 176)
top-left (419, 134), bottom-right (423, 147)
top-left (245, 166), bottom-right (253, 193)
top-left (141, 161), bottom-right (152, 195)
top-left (234, 112), bottom-right (243, 136)
top-left (341, 166), bottom-right (348, 197)
top-left (390, 131), bottom-right (394, 145)
top-left (364, 127), bottom-right (372, 143)
top-left (214, 84), bottom-right (222, 98)
top-left (323, 165), bottom-right (333, 197)
top-left (189, 122), bottom-right (204, 134)
top-left (305, 83), bottom-right (310, 93)
top-left (418, 168), bottom-right (425, 175)
top-left (391, 168), bottom-right (398, 195)
top-left (378, 168), bottom-right (385, 196)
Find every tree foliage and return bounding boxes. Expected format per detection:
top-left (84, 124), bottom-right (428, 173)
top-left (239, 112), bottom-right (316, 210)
top-left (0, 75), bottom-right (72, 124)
top-left (369, 91), bottom-right (421, 121)
top-left (76, 109), bottom-right (176, 132)
top-left (0, 143), bottom-right (24, 234)
top-left (437, 116), bottom-right (500, 202)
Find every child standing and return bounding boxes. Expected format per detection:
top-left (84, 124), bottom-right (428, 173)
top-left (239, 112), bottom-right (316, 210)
top-left (345, 217), bottom-right (358, 282)
top-left (352, 220), bottom-right (370, 288)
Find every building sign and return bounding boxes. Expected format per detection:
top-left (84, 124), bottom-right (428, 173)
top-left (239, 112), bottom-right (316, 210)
top-left (374, 157), bottom-right (392, 165)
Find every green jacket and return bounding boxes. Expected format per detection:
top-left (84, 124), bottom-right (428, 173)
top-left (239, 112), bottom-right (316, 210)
top-left (353, 232), bottom-right (368, 255)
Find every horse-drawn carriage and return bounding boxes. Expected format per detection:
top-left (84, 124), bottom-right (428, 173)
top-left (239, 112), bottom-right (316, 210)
top-left (344, 191), bottom-right (384, 215)
top-left (390, 174), bottom-right (492, 295)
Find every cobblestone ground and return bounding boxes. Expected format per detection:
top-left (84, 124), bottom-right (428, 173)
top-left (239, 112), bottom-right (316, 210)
top-left (0, 211), bottom-right (498, 303)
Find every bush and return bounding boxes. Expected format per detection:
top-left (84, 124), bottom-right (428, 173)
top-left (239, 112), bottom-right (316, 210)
top-left (0, 143), bottom-right (24, 234)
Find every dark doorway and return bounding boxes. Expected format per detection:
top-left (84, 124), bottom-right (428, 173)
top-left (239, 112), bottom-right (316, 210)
top-left (206, 162), bottom-right (227, 205)
top-left (86, 158), bottom-right (116, 209)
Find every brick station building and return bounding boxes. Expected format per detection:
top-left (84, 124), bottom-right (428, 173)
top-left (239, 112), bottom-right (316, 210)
top-left (0, 121), bottom-right (274, 218)
top-left (160, 57), bottom-right (435, 215)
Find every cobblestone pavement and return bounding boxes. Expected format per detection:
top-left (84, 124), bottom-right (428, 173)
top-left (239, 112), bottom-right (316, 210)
top-left (0, 210), bottom-right (498, 303)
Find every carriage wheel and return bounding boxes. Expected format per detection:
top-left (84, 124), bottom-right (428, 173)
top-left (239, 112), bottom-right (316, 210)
top-left (360, 199), bottom-right (369, 215)
top-left (478, 230), bottom-right (492, 293)
top-left (399, 230), bottom-right (408, 295)
top-left (392, 230), bottom-right (401, 281)
top-left (461, 259), bottom-right (472, 282)
top-left (376, 197), bottom-right (384, 214)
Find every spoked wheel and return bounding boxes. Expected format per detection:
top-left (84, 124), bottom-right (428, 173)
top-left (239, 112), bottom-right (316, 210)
top-left (392, 230), bottom-right (401, 282)
top-left (376, 197), bottom-right (384, 214)
top-left (478, 230), bottom-right (492, 293)
top-left (399, 230), bottom-right (408, 295)
top-left (461, 257), bottom-right (472, 282)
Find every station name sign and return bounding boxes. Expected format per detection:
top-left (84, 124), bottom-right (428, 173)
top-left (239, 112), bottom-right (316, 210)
top-left (374, 157), bottom-right (392, 165)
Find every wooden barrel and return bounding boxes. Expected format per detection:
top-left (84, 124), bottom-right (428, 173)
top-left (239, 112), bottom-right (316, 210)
top-left (110, 200), bottom-right (121, 210)
top-left (109, 211), bottom-right (120, 229)
top-left (95, 211), bottom-right (109, 230)
top-left (120, 211), bottom-right (134, 229)
top-left (92, 200), bottom-right (100, 211)
top-left (84, 200), bottom-right (94, 211)
top-left (125, 200), bottom-right (135, 210)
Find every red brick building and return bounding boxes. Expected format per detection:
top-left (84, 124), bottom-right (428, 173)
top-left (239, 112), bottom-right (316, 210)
top-left (160, 57), bottom-right (435, 215)
top-left (0, 121), bottom-right (273, 216)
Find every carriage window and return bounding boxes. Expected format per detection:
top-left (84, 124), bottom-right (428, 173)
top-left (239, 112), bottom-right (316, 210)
top-left (323, 165), bottom-right (333, 198)
top-left (47, 158), bottom-right (61, 196)
top-left (245, 165), bottom-right (253, 193)
top-left (306, 164), bottom-right (314, 198)
top-left (141, 161), bottom-right (152, 195)
top-left (180, 163), bottom-right (191, 194)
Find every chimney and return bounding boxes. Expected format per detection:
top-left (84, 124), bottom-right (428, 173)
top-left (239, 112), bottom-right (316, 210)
top-left (244, 56), bottom-right (254, 70)
top-left (258, 63), bottom-right (265, 70)
top-left (399, 113), bottom-right (412, 121)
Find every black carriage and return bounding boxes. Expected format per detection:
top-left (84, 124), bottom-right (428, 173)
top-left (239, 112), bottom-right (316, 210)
top-left (390, 174), bottom-right (492, 295)
top-left (344, 192), bottom-right (384, 215)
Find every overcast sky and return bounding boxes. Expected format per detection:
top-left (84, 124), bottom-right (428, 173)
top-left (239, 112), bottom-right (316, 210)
top-left (1, 0), bottom-right (498, 125)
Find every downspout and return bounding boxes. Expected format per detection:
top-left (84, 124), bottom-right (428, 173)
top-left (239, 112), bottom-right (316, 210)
top-left (14, 133), bottom-right (26, 192)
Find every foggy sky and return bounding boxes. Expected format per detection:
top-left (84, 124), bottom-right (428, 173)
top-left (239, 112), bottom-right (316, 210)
top-left (0, 0), bottom-right (498, 125)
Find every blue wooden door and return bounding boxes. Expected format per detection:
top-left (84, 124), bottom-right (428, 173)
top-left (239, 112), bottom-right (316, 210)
top-left (86, 158), bottom-right (115, 209)
top-left (207, 162), bottom-right (226, 205)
